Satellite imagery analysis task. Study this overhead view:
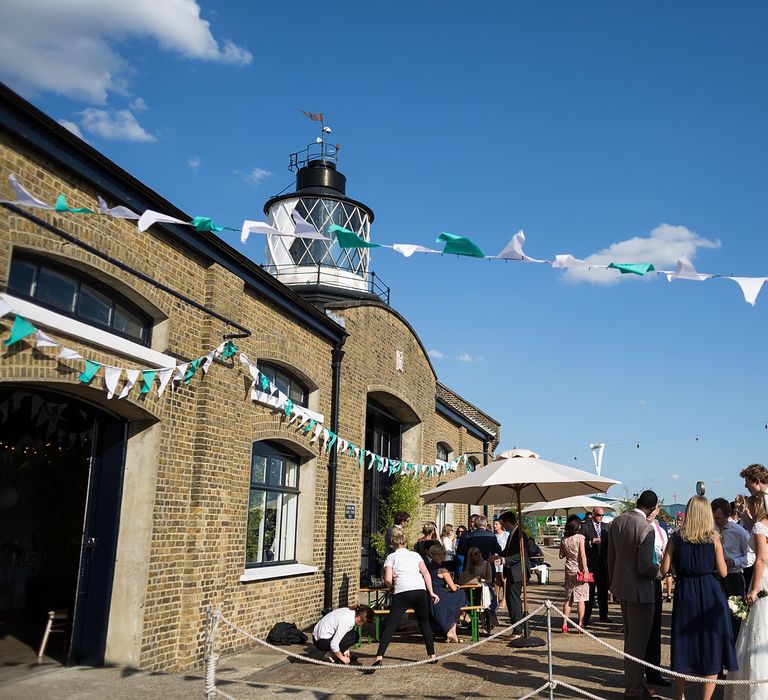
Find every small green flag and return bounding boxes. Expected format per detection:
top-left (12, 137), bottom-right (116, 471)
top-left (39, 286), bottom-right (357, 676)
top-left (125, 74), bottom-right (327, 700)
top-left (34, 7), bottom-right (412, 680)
top-left (55, 194), bottom-right (95, 214)
top-left (140, 370), bottom-right (157, 394)
top-left (78, 359), bottom-right (101, 384)
top-left (4, 316), bottom-right (37, 346)
top-left (183, 358), bottom-right (202, 384)
top-left (436, 232), bottom-right (485, 258)
top-left (607, 262), bottom-right (656, 276)
top-left (221, 340), bottom-right (238, 359)
top-left (329, 224), bottom-right (381, 249)
top-left (259, 372), bottom-right (271, 392)
top-left (191, 216), bottom-right (239, 233)
top-left (284, 398), bottom-right (294, 416)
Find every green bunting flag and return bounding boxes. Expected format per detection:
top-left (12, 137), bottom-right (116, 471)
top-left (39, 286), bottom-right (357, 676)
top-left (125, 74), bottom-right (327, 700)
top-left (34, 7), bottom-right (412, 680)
top-left (4, 315), bottom-right (37, 346)
top-left (329, 224), bottom-right (382, 249)
top-left (192, 216), bottom-right (239, 234)
top-left (140, 369), bottom-right (157, 394)
top-left (259, 372), bottom-right (270, 392)
top-left (284, 398), bottom-right (294, 417)
top-left (607, 262), bottom-right (656, 276)
top-left (55, 194), bottom-right (95, 214)
top-left (221, 340), bottom-right (238, 359)
top-left (436, 232), bottom-right (485, 258)
top-left (183, 358), bottom-right (202, 384)
top-left (78, 359), bottom-right (101, 384)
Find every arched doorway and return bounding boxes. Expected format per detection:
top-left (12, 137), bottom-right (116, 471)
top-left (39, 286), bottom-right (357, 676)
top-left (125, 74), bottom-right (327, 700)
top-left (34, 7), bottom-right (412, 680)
top-left (0, 386), bottom-right (127, 666)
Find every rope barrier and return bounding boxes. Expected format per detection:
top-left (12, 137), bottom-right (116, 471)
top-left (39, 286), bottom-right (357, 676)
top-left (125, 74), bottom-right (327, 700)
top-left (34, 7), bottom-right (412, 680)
top-left (548, 601), bottom-right (768, 686)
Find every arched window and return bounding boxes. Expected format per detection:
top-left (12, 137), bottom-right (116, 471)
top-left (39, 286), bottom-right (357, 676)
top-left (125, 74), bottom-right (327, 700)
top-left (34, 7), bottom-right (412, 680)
top-left (436, 442), bottom-right (451, 464)
top-left (257, 362), bottom-right (308, 407)
top-left (246, 441), bottom-right (301, 567)
top-left (7, 253), bottom-right (152, 345)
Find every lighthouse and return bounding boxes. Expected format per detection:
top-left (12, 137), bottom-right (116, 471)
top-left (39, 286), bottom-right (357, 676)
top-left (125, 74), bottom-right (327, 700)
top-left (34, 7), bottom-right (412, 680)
top-left (262, 123), bottom-right (384, 305)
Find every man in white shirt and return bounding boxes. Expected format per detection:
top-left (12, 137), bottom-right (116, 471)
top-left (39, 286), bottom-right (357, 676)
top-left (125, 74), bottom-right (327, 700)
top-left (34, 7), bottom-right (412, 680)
top-left (312, 606), bottom-right (373, 664)
top-left (712, 497), bottom-right (754, 638)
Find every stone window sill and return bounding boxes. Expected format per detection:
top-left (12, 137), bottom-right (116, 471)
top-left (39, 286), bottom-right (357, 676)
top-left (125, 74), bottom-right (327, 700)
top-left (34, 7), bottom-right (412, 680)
top-left (239, 564), bottom-right (318, 583)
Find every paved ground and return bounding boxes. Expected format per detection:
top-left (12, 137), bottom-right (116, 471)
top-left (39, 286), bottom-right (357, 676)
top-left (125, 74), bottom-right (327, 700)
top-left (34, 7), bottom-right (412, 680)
top-left (0, 547), bottom-right (727, 699)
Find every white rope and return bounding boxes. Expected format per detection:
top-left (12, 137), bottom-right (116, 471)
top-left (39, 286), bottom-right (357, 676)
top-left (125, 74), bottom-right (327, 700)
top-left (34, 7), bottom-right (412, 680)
top-left (215, 604), bottom-right (547, 671)
top-left (548, 601), bottom-right (768, 686)
top-left (555, 679), bottom-right (607, 700)
top-left (516, 681), bottom-right (553, 700)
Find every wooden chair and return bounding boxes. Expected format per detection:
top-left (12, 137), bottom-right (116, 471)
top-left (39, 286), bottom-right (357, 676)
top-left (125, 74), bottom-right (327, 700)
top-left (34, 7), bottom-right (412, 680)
top-left (38, 609), bottom-right (68, 659)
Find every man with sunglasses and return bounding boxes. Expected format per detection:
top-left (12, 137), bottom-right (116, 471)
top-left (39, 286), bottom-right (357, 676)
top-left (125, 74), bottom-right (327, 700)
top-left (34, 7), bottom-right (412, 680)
top-left (581, 506), bottom-right (613, 625)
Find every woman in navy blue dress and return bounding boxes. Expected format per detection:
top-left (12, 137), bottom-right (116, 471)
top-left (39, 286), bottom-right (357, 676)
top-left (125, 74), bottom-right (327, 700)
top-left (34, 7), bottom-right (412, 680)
top-left (660, 495), bottom-right (737, 700)
top-left (427, 543), bottom-right (467, 642)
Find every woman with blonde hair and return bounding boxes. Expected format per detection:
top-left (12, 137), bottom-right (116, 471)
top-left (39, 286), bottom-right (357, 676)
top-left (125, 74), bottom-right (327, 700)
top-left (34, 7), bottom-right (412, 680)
top-left (725, 493), bottom-right (768, 700)
top-left (661, 495), bottom-right (737, 700)
top-left (414, 521), bottom-right (439, 563)
top-left (440, 524), bottom-right (457, 572)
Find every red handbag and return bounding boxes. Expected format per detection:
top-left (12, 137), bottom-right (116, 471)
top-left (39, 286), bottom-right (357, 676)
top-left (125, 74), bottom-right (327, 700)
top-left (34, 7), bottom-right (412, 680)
top-left (576, 571), bottom-right (594, 583)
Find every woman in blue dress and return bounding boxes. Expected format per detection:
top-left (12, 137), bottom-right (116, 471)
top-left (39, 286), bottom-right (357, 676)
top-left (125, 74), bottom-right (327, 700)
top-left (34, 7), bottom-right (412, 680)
top-left (660, 495), bottom-right (737, 700)
top-left (427, 543), bottom-right (467, 642)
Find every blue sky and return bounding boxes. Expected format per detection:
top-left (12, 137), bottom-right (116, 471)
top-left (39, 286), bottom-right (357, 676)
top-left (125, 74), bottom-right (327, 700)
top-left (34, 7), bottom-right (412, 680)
top-left (2, 1), bottom-right (767, 505)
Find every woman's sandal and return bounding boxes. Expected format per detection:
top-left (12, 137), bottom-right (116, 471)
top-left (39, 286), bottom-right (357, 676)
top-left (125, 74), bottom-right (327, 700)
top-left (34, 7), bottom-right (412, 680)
top-left (446, 635), bottom-right (462, 643)
top-left (561, 624), bottom-right (569, 633)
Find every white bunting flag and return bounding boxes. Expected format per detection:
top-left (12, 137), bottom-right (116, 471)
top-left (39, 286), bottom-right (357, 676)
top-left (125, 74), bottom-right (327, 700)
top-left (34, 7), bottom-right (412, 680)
top-left (138, 210), bottom-right (189, 233)
top-left (0, 174), bottom-right (53, 209)
top-left (104, 366), bottom-right (122, 399)
top-left (97, 196), bottom-right (140, 220)
top-left (0, 297), bottom-right (11, 319)
top-left (291, 210), bottom-right (331, 240)
top-left (666, 257), bottom-right (711, 282)
top-left (496, 230), bottom-right (546, 262)
top-left (201, 351), bottom-right (215, 374)
top-left (118, 369), bottom-right (140, 399)
top-left (310, 424), bottom-right (323, 443)
top-left (240, 220), bottom-right (283, 244)
top-left (552, 254), bottom-right (590, 269)
top-left (57, 347), bottom-right (83, 360)
top-left (157, 367), bottom-right (175, 396)
top-left (35, 330), bottom-right (59, 348)
top-left (730, 277), bottom-right (768, 306)
top-left (173, 363), bottom-right (188, 383)
top-left (392, 244), bottom-right (440, 257)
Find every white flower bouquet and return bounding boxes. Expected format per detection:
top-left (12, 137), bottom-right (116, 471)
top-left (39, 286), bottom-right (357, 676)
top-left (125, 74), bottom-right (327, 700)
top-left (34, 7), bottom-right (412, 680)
top-left (728, 596), bottom-right (749, 620)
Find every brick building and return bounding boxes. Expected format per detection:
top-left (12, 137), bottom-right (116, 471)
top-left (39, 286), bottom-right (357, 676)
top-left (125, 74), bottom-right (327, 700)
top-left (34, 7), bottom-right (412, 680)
top-left (0, 84), bottom-right (500, 671)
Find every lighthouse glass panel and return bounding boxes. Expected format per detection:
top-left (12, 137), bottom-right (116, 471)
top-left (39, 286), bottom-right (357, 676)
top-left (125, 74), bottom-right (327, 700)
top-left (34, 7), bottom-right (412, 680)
top-left (288, 197), bottom-right (371, 276)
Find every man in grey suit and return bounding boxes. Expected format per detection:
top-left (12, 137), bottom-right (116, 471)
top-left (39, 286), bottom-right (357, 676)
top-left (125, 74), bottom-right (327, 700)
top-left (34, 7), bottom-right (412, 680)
top-left (608, 490), bottom-right (660, 700)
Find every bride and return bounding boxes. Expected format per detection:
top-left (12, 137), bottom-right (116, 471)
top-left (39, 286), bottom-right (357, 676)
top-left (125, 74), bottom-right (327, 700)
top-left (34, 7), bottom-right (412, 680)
top-left (725, 493), bottom-right (768, 700)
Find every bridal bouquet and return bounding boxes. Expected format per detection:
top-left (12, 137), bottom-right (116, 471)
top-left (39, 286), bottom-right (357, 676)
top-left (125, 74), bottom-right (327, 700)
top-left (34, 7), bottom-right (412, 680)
top-left (728, 590), bottom-right (768, 620)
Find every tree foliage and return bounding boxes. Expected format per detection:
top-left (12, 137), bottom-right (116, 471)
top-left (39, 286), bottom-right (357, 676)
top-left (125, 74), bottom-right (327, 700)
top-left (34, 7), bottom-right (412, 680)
top-left (370, 475), bottom-right (423, 558)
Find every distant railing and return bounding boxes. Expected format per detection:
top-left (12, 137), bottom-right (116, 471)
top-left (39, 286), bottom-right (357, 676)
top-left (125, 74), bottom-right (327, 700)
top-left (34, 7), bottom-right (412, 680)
top-left (261, 263), bottom-right (390, 305)
top-left (289, 142), bottom-right (340, 172)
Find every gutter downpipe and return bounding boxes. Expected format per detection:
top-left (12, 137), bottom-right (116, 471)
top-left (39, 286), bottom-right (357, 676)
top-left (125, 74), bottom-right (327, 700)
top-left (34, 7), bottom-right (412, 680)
top-left (483, 439), bottom-right (491, 519)
top-left (323, 338), bottom-right (347, 613)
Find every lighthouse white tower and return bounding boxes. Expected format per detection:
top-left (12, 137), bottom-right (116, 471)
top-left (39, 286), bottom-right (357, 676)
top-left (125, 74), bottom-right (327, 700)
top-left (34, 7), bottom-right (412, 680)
top-left (262, 127), bottom-right (382, 304)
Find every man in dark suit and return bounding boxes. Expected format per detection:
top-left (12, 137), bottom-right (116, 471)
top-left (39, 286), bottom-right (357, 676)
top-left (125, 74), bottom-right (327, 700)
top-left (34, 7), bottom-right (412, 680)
top-left (608, 490), bottom-right (660, 700)
top-left (581, 506), bottom-right (613, 625)
top-left (492, 510), bottom-right (524, 639)
top-left (456, 514), bottom-right (502, 561)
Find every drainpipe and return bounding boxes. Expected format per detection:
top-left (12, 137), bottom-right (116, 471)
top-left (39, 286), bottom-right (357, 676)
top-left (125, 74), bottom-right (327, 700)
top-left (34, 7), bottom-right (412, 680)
top-left (323, 339), bottom-right (346, 613)
top-left (483, 439), bottom-right (490, 519)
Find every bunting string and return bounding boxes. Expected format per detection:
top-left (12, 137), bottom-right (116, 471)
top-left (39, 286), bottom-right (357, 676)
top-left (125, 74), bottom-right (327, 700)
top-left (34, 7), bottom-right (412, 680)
top-left (2, 174), bottom-right (765, 306)
top-left (0, 301), bottom-right (468, 479)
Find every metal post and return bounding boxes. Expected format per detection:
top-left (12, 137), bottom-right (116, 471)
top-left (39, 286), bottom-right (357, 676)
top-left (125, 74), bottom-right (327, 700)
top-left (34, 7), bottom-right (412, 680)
top-left (204, 607), bottom-right (217, 699)
top-left (546, 604), bottom-right (554, 700)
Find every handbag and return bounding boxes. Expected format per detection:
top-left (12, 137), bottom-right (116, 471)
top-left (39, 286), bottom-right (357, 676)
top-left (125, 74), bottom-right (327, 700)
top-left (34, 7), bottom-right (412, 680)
top-left (480, 583), bottom-right (492, 609)
top-left (576, 571), bottom-right (594, 584)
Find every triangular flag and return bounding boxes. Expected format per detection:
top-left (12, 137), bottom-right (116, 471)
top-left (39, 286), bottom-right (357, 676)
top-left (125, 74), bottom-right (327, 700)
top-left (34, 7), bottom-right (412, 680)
top-left (392, 244), bottom-right (440, 257)
top-left (201, 351), bottom-right (215, 374)
top-left (174, 363), bottom-right (189, 382)
top-left (138, 210), bottom-right (189, 233)
top-left (97, 196), bottom-right (140, 220)
top-left (183, 358), bottom-right (202, 384)
top-left (4, 315), bottom-right (37, 346)
top-left (191, 216), bottom-right (238, 233)
top-left (0, 174), bottom-right (53, 209)
top-left (241, 220), bottom-right (283, 244)
top-left (0, 297), bottom-right (10, 318)
top-left (57, 347), bottom-right (83, 360)
top-left (552, 254), bottom-right (590, 269)
top-left (436, 232), bottom-right (485, 258)
top-left (301, 110), bottom-right (325, 122)
top-left (291, 211), bottom-right (331, 240)
top-left (729, 277), bottom-right (768, 306)
top-left (221, 340), bottom-right (238, 359)
top-left (139, 370), bottom-right (157, 394)
top-left (496, 230), bottom-right (546, 262)
top-left (118, 369), bottom-right (141, 399)
top-left (329, 224), bottom-right (381, 249)
top-left (35, 330), bottom-right (59, 348)
top-left (104, 366), bottom-right (122, 399)
top-left (665, 257), bottom-right (711, 282)
top-left (78, 360), bottom-right (101, 384)
top-left (55, 194), bottom-right (95, 214)
top-left (607, 262), bottom-right (656, 276)
top-left (157, 367), bottom-right (174, 396)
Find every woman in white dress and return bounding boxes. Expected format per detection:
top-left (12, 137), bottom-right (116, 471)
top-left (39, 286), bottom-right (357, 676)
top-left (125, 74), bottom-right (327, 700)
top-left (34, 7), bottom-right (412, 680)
top-left (725, 493), bottom-right (768, 700)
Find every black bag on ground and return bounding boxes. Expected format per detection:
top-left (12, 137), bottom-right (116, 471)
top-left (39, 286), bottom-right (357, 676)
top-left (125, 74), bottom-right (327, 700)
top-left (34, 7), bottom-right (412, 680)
top-left (266, 621), bottom-right (308, 645)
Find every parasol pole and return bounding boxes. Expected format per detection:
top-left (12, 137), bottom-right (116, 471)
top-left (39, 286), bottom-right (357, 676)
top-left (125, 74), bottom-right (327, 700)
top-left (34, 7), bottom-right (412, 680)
top-left (508, 484), bottom-right (545, 648)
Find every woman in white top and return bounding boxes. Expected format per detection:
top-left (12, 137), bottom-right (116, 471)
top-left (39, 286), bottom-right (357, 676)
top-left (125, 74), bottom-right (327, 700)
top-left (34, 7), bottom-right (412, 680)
top-left (312, 605), bottom-right (373, 664)
top-left (368, 530), bottom-right (440, 671)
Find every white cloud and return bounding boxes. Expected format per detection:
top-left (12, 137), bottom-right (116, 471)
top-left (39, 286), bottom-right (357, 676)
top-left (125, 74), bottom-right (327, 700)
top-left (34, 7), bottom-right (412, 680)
top-left (129, 97), bottom-right (147, 111)
top-left (0, 0), bottom-right (252, 104)
top-left (456, 352), bottom-right (485, 364)
top-left (428, 349), bottom-right (445, 359)
top-left (80, 108), bottom-right (155, 142)
top-left (670, 474), bottom-right (681, 481)
top-left (244, 167), bottom-right (272, 188)
top-left (561, 224), bottom-right (721, 285)
top-left (712, 477), bottom-right (724, 483)
top-left (188, 156), bottom-right (201, 172)
top-left (57, 118), bottom-right (85, 140)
